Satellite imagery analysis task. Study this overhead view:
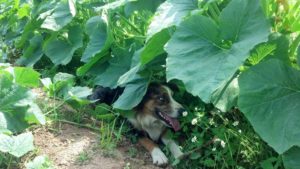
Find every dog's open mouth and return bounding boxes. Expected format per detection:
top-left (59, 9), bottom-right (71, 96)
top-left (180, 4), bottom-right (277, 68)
top-left (155, 110), bottom-right (180, 132)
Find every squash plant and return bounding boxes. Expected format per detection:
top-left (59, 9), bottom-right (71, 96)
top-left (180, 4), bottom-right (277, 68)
top-left (1, 0), bottom-right (300, 168)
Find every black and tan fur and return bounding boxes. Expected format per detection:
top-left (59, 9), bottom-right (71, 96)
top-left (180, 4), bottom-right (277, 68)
top-left (89, 83), bottom-right (186, 166)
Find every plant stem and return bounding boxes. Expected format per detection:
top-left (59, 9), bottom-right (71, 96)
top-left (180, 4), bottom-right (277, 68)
top-left (117, 13), bottom-right (143, 35)
top-left (44, 102), bottom-right (66, 115)
top-left (57, 119), bottom-right (100, 131)
top-left (178, 137), bottom-right (216, 160)
top-left (289, 33), bottom-right (300, 58)
top-left (7, 155), bottom-right (12, 169)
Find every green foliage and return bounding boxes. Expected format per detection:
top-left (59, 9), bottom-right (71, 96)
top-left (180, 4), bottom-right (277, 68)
top-left (113, 76), bottom-right (150, 110)
top-left (211, 77), bottom-right (239, 112)
top-left (282, 147), bottom-right (300, 169)
top-left (0, 66), bottom-right (45, 133)
top-left (1, 0), bottom-right (300, 168)
top-left (239, 59), bottom-right (300, 154)
top-left (25, 155), bottom-right (54, 169)
top-left (0, 132), bottom-right (34, 158)
top-left (41, 72), bottom-right (92, 107)
top-left (166, 0), bottom-right (270, 103)
top-left (44, 25), bottom-right (83, 65)
top-left (81, 15), bottom-right (112, 62)
top-left (146, 0), bottom-right (198, 38)
top-left (41, 0), bottom-right (76, 31)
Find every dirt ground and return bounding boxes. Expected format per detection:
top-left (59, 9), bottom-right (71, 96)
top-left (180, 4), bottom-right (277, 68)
top-left (33, 124), bottom-right (173, 169)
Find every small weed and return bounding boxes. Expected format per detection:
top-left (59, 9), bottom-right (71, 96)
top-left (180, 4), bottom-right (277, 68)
top-left (99, 116), bottom-right (125, 150)
top-left (75, 151), bottom-right (91, 165)
top-left (123, 162), bottom-right (132, 169)
top-left (128, 147), bottom-right (138, 158)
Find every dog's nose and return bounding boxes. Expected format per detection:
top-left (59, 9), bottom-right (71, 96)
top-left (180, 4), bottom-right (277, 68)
top-left (178, 108), bottom-right (186, 115)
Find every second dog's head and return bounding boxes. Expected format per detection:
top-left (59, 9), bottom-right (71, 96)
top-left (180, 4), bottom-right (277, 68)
top-left (136, 83), bottom-right (186, 131)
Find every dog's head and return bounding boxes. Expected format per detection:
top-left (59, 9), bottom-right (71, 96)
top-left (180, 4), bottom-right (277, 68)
top-left (137, 83), bottom-right (186, 132)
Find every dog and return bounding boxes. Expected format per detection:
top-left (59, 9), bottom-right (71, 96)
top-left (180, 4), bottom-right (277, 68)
top-left (89, 83), bottom-right (186, 166)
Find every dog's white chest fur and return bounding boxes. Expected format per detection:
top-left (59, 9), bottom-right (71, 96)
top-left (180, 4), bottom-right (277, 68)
top-left (128, 115), bottom-right (165, 141)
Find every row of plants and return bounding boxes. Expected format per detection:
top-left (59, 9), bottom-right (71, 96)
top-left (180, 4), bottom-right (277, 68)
top-left (1, 0), bottom-right (300, 168)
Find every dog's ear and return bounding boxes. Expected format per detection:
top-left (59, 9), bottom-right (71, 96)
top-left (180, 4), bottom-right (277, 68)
top-left (166, 83), bottom-right (179, 92)
top-left (88, 86), bottom-right (124, 105)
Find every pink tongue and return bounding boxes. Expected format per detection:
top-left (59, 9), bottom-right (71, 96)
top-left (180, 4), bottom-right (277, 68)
top-left (162, 113), bottom-right (181, 132)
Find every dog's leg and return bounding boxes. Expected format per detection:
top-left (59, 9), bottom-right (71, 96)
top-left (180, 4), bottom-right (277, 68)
top-left (161, 133), bottom-right (183, 159)
top-left (139, 137), bottom-right (168, 166)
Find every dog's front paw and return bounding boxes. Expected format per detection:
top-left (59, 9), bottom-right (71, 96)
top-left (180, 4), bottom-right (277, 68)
top-left (151, 147), bottom-right (168, 166)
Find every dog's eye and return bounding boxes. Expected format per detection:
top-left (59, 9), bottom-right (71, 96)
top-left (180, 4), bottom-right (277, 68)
top-left (158, 97), bottom-right (165, 102)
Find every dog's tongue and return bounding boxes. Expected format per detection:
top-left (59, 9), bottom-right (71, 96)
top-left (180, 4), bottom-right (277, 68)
top-left (159, 112), bottom-right (180, 132)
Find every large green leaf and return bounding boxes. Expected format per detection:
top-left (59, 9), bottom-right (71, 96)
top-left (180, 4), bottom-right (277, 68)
top-left (113, 76), bottom-right (149, 110)
top-left (94, 48), bottom-right (133, 88)
top-left (147, 0), bottom-right (197, 38)
top-left (140, 28), bottom-right (173, 65)
top-left (49, 72), bottom-right (75, 98)
top-left (211, 77), bottom-right (239, 112)
top-left (14, 67), bottom-right (40, 88)
top-left (17, 34), bottom-right (44, 67)
top-left (95, 0), bottom-right (136, 11)
top-left (41, 0), bottom-right (76, 31)
top-left (283, 146), bottom-right (300, 169)
top-left (65, 86), bottom-right (92, 107)
top-left (124, 0), bottom-right (163, 16)
top-left (297, 46), bottom-right (300, 67)
top-left (81, 16), bottom-right (113, 62)
top-left (44, 26), bottom-right (83, 65)
top-left (238, 59), bottom-right (300, 154)
top-left (166, 0), bottom-right (270, 102)
top-left (0, 132), bottom-right (34, 158)
top-left (66, 86), bottom-right (92, 101)
top-left (0, 70), bottom-right (45, 133)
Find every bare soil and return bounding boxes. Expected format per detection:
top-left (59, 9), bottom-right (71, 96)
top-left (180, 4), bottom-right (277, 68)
top-left (30, 88), bottom-right (173, 169)
top-left (32, 124), bottom-right (173, 169)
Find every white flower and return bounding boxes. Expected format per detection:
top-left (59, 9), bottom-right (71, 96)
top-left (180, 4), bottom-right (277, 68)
top-left (214, 138), bottom-right (226, 148)
top-left (191, 118), bottom-right (198, 125)
top-left (68, 91), bottom-right (74, 97)
top-left (182, 111), bottom-right (188, 117)
top-left (212, 147), bottom-right (216, 151)
top-left (233, 121), bottom-right (239, 126)
top-left (238, 129), bottom-right (242, 133)
top-left (209, 118), bottom-right (214, 125)
top-left (214, 138), bottom-right (221, 142)
top-left (191, 136), bottom-right (197, 143)
top-left (220, 140), bottom-right (226, 148)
